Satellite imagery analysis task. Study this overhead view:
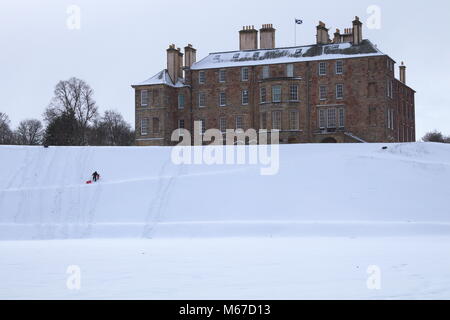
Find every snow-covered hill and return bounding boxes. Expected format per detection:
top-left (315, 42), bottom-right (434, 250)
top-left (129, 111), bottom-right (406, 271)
top-left (1, 143), bottom-right (449, 240)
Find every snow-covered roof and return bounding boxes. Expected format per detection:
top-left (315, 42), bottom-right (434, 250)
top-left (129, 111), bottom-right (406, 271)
top-left (133, 69), bottom-right (187, 88)
top-left (191, 40), bottom-right (385, 70)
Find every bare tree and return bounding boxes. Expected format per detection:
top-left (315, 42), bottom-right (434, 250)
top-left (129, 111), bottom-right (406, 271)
top-left (89, 110), bottom-right (134, 146)
top-left (0, 112), bottom-right (14, 145)
top-left (44, 77), bottom-right (98, 144)
top-left (422, 130), bottom-right (445, 143)
top-left (15, 119), bottom-right (44, 145)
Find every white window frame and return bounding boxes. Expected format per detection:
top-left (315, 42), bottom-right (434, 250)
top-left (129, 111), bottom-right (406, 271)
top-left (338, 108), bottom-right (345, 128)
top-left (140, 90), bottom-right (149, 107)
top-left (219, 117), bottom-right (227, 133)
top-left (287, 64), bottom-right (294, 77)
top-left (289, 111), bottom-right (299, 130)
top-left (140, 118), bottom-right (149, 135)
top-left (335, 60), bottom-right (343, 75)
top-left (262, 66), bottom-right (270, 79)
top-left (387, 79), bottom-right (394, 99)
top-left (199, 71), bottom-right (206, 84)
top-left (178, 94), bottom-right (185, 109)
top-left (260, 87), bottom-right (267, 104)
top-left (242, 90), bottom-right (249, 105)
top-left (219, 92), bottom-right (226, 107)
top-left (336, 84), bottom-right (344, 99)
top-left (272, 85), bottom-right (282, 103)
top-left (241, 67), bottom-right (249, 81)
top-left (319, 85), bottom-right (327, 101)
top-left (319, 62), bottom-right (327, 76)
top-left (235, 116), bottom-right (243, 130)
top-left (289, 85), bottom-right (299, 101)
top-left (198, 92), bottom-right (206, 108)
top-left (327, 108), bottom-right (337, 128)
top-left (219, 69), bottom-right (226, 83)
top-left (272, 111), bottom-right (281, 130)
top-left (199, 119), bottom-right (206, 135)
top-left (178, 119), bottom-right (185, 136)
top-left (319, 109), bottom-right (326, 129)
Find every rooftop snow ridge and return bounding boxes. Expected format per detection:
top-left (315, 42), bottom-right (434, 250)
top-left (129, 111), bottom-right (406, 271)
top-left (191, 40), bottom-right (385, 70)
top-left (132, 69), bottom-right (187, 88)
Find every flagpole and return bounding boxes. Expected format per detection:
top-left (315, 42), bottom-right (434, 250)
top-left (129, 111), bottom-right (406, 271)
top-left (294, 19), bottom-right (297, 46)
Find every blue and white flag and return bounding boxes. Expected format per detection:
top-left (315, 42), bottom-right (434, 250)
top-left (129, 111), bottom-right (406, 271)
top-left (295, 19), bottom-right (303, 25)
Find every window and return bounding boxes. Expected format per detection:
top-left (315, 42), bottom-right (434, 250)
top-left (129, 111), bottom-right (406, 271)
top-left (198, 92), bottom-right (206, 107)
top-left (262, 66), bottom-right (270, 79)
top-left (219, 117), bottom-right (227, 133)
top-left (199, 119), bottom-right (206, 134)
top-left (336, 84), bottom-right (344, 99)
top-left (289, 85), bottom-right (299, 101)
top-left (387, 79), bottom-right (393, 98)
top-left (272, 85), bottom-right (282, 103)
top-left (272, 111), bottom-right (281, 130)
top-left (152, 117), bottom-right (160, 133)
top-left (338, 108), bottom-right (345, 128)
top-left (287, 64), bottom-right (294, 77)
top-left (335, 61), bottom-right (343, 74)
top-left (327, 109), bottom-right (336, 128)
top-left (140, 90), bottom-right (149, 107)
top-left (387, 109), bottom-right (394, 130)
top-left (219, 69), bottom-right (226, 83)
top-left (140, 118), bottom-right (149, 135)
top-left (260, 112), bottom-right (267, 129)
top-left (289, 111), bottom-right (299, 130)
top-left (242, 90), bottom-right (249, 105)
top-left (319, 85), bottom-right (327, 101)
top-left (219, 92), bottom-right (226, 106)
top-left (263, 66), bottom-right (270, 79)
top-left (319, 109), bottom-right (326, 129)
top-left (199, 71), bottom-right (206, 84)
top-left (241, 67), bottom-right (249, 81)
top-left (178, 119), bottom-right (185, 136)
top-left (260, 87), bottom-right (267, 103)
top-left (235, 116), bottom-right (243, 130)
top-left (178, 94), bottom-right (185, 109)
top-left (319, 62), bottom-right (327, 76)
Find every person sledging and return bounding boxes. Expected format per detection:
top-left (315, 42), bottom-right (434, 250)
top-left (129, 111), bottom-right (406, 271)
top-left (92, 171), bottom-right (100, 182)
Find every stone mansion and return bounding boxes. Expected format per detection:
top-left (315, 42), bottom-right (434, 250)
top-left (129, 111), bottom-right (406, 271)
top-left (131, 17), bottom-right (416, 145)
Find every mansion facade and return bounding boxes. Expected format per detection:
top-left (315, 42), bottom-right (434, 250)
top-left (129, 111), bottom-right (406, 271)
top-left (132, 17), bottom-right (416, 145)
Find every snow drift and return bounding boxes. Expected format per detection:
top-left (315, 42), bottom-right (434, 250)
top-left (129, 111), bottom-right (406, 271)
top-left (0, 143), bottom-right (449, 240)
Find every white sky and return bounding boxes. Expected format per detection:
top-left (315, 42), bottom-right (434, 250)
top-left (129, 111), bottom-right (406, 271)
top-left (1, 0), bottom-right (449, 139)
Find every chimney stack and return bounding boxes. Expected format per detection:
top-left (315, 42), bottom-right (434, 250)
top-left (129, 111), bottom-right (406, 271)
top-left (167, 44), bottom-right (179, 84)
top-left (352, 16), bottom-right (363, 45)
top-left (333, 28), bottom-right (341, 44)
top-left (399, 62), bottom-right (406, 84)
top-left (184, 44), bottom-right (197, 68)
top-left (239, 25), bottom-right (258, 50)
top-left (177, 47), bottom-right (184, 79)
top-left (260, 24), bottom-right (276, 49)
top-left (316, 21), bottom-right (330, 45)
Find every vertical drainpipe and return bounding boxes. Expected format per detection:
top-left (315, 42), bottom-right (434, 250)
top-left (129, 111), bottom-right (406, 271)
top-left (189, 69), bottom-right (194, 146)
top-left (306, 61), bottom-right (312, 142)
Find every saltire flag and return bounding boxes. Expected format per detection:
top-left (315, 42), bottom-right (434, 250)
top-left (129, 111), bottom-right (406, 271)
top-left (295, 19), bottom-right (303, 24)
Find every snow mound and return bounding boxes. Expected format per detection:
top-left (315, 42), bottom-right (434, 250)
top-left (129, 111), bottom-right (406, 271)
top-left (0, 143), bottom-right (449, 240)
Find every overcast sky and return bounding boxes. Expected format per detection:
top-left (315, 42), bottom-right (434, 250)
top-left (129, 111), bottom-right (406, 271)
top-left (1, 0), bottom-right (449, 138)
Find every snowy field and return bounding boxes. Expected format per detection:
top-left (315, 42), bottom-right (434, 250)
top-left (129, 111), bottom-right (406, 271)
top-left (0, 143), bottom-right (450, 299)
